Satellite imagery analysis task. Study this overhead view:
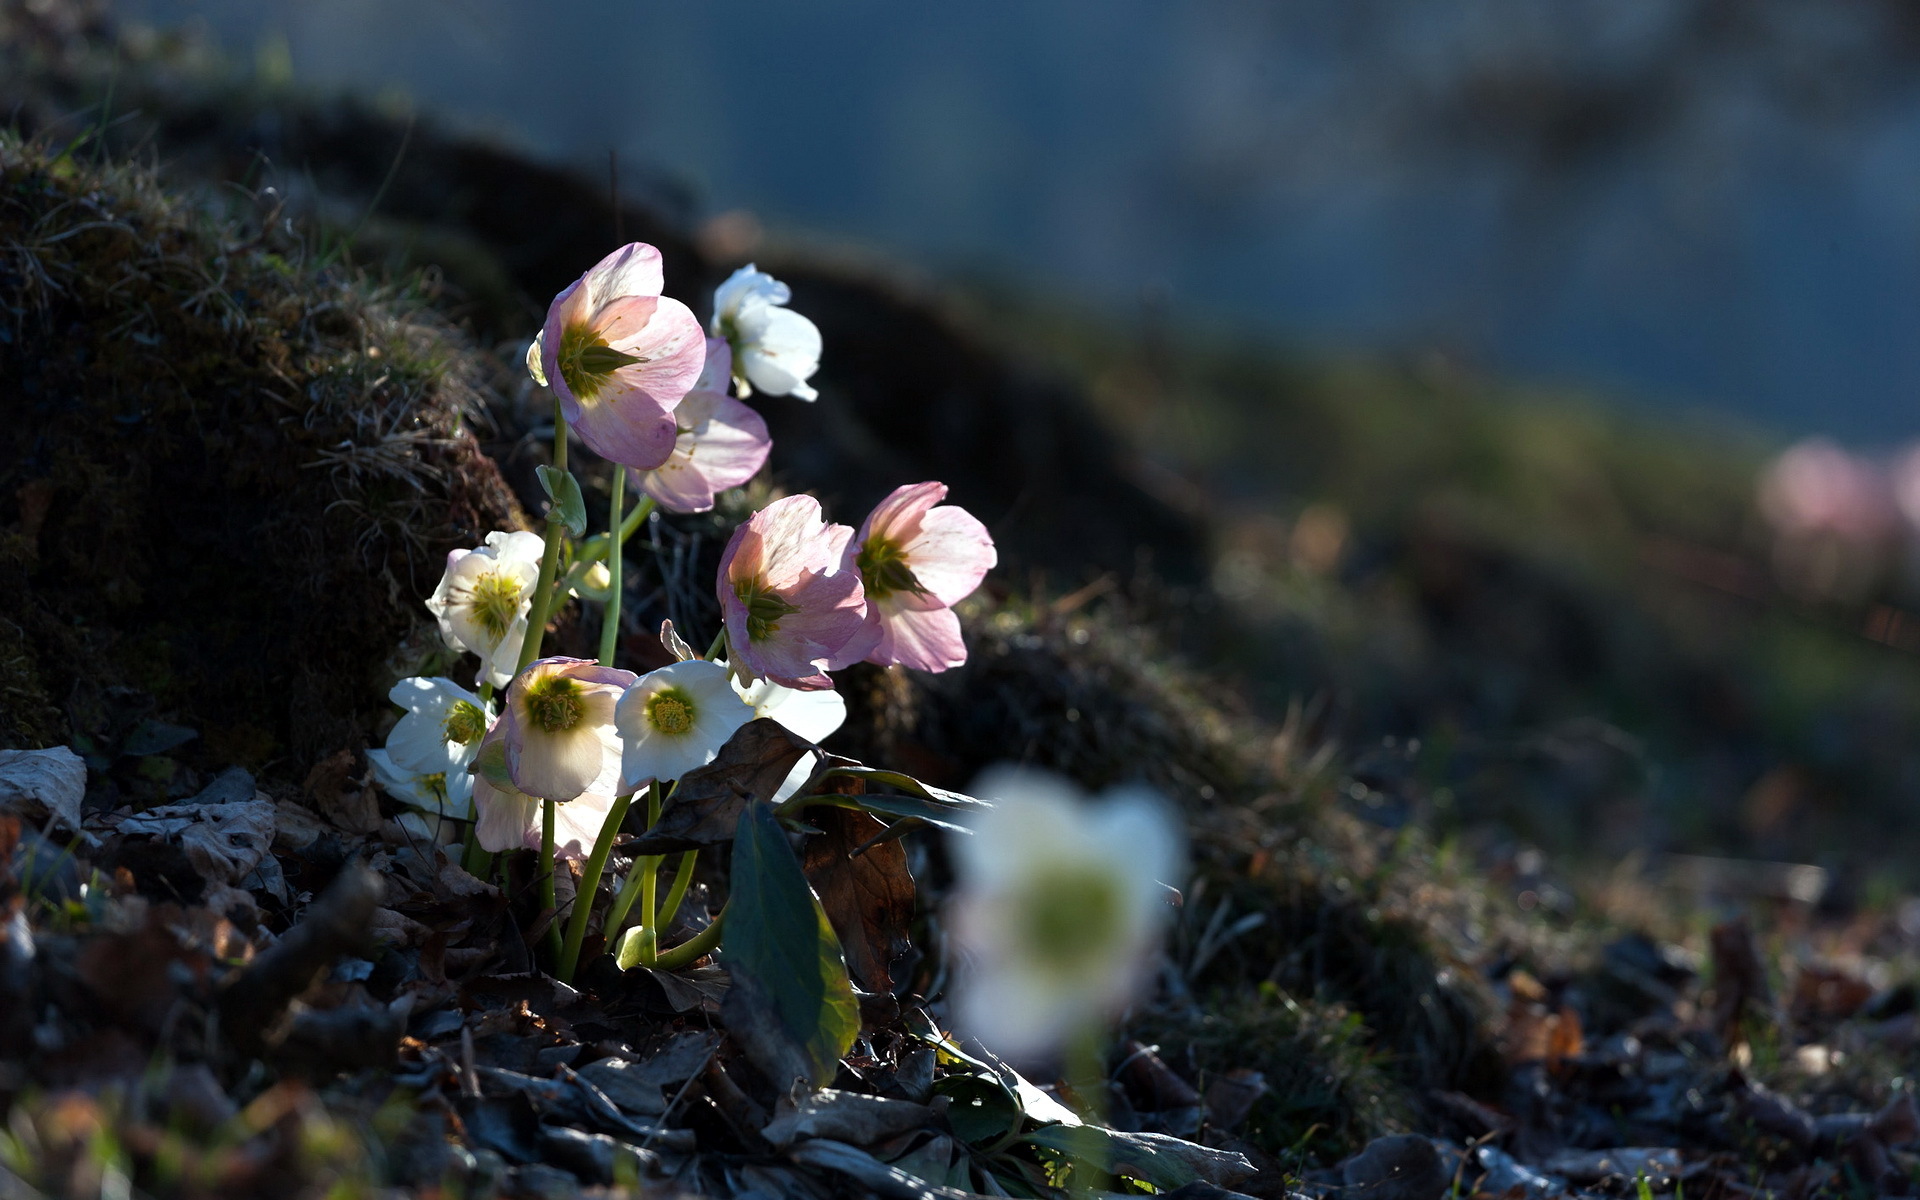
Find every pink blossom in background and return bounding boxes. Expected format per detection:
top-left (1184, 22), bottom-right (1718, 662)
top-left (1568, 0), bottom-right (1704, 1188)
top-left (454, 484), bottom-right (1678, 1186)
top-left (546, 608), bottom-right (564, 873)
top-left (534, 242), bottom-right (706, 469)
top-left (628, 339), bottom-right (772, 513)
top-left (718, 494), bottom-right (866, 689)
top-left (1757, 439), bottom-right (1898, 542)
top-left (499, 657), bottom-right (636, 802)
top-left (835, 481), bottom-right (996, 673)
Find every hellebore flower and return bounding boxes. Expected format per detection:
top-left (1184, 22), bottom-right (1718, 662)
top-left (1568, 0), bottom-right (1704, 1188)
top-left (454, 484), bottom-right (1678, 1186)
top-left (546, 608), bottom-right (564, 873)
top-left (427, 531), bottom-right (546, 687)
top-left (711, 264), bottom-right (822, 401)
top-left (469, 725), bottom-right (623, 860)
top-left (948, 766), bottom-right (1183, 1061)
top-left (734, 675), bottom-right (847, 802)
top-left (535, 242), bottom-right (707, 469)
top-left (615, 659), bottom-right (753, 788)
top-left (384, 676), bottom-right (491, 793)
top-left (628, 339), bottom-right (772, 513)
top-left (836, 482), bottom-right (996, 673)
top-left (367, 748), bottom-right (471, 821)
top-left (499, 657), bottom-right (635, 801)
top-left (718, 494), bottom-right (867, 689)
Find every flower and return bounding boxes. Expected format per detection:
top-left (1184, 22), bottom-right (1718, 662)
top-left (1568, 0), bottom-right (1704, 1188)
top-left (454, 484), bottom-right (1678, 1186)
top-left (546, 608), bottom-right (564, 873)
top-left (948, 766), bottom-right (1183, 1061)
top-left (469, 726), bottom-right (624, 860)
top-left (427, 531), bottom-right (545, 687)
top-left (718, 494), bottom-right (867, 689)
top-left (836, 482), bottom-right (996, 673)
top-left (384, 676), bottom-right (491, 792)
top-left (499, 657), bottom-right (635, 801)
top-left (628, 339), bottom-right (772, 513)
top-left (615, 659), bottom-right (754, 788)
top-left (535, 242), bottom-right (707, 469)
top-left (733, 675), bottom-right (848, 802)
top-left (711, 264), bottom-right (822, 401)
top-left (367, 748), bottom-right (472, 820)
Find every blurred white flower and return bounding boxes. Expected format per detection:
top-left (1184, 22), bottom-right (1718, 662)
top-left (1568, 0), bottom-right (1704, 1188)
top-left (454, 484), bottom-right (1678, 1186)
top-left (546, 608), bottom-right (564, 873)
top-left (426, 531), bottom-right (546, 687)
top-left (615, 659), bottom-right (754, 789)
top-left (948, 766), bottom-right (1183, 1061)
top-left (712, 265), bottom-right (822, 401)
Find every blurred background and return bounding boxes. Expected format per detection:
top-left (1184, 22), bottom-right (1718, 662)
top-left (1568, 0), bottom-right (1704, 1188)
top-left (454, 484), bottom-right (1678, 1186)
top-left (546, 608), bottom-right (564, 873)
top-left (20, 0), bottom-right (1920, 901)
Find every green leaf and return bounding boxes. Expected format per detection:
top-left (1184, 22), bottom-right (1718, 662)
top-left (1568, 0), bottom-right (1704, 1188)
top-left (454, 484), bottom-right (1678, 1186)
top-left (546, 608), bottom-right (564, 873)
top-left (536, 464), bottom-right (588, 538)
top-left (820, 766), bottom-right (987, 809)
top-left (790, 793), bottom-right (972, 836)
top-left (933, 1074), bottom-right (1023, 1146)
top-left (1023, 1125), bottom-right (1255, 1191)
top-left (725, 799), bottom-right (860, 1087)
top-left (120, 719), bottom-right (197, 757)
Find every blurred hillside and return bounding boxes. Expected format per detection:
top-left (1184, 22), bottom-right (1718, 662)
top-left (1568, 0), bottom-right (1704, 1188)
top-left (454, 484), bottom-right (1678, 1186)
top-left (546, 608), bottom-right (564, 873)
top-left (10, 0), bottom-right (1920, 901)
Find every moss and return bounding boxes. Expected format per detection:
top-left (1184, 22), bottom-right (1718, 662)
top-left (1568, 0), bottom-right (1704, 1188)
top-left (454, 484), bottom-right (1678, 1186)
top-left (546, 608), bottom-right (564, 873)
top-left (0, 133), bottom-right (522, 768)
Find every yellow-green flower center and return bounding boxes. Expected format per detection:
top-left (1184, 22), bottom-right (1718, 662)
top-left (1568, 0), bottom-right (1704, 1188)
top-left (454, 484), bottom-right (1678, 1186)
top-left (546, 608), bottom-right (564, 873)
top-left (443, 700), bottom-right (487, 745)
top-left (420, 772), bottom-right (449, 803)
top-left (469, 571), bottom-right (524, 641)
top-left (645, 687), bottom-right (697, 736)
top-left (1016, 864), bottom-right (1126, 973)
top-left (856, 536), bottom-right (924, 602)
top-left (734, 577), bottom-right (802, 643)
top-left (523, 675), bottom-right (585, 734)
top-left (557, 321), bottom-right (646, 404)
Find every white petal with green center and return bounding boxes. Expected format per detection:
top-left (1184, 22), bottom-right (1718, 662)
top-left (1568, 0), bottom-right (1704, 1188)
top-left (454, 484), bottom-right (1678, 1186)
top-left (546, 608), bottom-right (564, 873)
top-left (616, 659), bottom-right (753, 789)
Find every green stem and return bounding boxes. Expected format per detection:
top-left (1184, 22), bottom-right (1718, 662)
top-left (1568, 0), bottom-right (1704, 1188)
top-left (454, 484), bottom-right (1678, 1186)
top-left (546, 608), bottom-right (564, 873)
top-left (657, 850), bottom-right (699, 930)
top-left (1066, 1026), bottom-right (1111, 1194)
top-left (705, 629), bottom-right (727, 661)
top-left (556, 790), bottom-right (634, 983)
top-left (605, 847), bottom-right (647, 935)
top-left (640, 780), bottom-right (663, 933)
top-left (514, 402), bottom-right (571, 676)
top-left (539, 799), bottom-right (562, 964)
top-left (651, 909), bottom-right (725, 971)
top-left (598, 468), bottom-right (627, 667)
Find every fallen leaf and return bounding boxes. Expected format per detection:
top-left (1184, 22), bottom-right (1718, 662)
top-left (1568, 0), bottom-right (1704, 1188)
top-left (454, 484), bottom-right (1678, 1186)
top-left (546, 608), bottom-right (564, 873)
top-left (118, 799), bottom-right (276, 884)
top-left (802, 806), bottom-right (916, 994)
top-left (762, 1089), bottom-right (933, 1149)
top-left (0, 746), bottom-right (86, 835)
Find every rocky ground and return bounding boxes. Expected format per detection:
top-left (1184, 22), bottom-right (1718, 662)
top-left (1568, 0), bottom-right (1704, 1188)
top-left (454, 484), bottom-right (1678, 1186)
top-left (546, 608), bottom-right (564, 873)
top-left (8, 3), bottom-right (1920, 1197)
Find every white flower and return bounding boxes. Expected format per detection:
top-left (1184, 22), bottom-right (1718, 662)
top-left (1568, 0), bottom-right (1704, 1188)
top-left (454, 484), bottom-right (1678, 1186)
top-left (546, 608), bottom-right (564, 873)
top-left (948, 766), bottom-right (1183, 1061)
top-left (615, 659), bottom-right (754, 789)
top-left (732, 674), bottom-right (847, 801)
top-left (426, 531), bottom-right (546, 687)
top-left (367, 747), bottom-right (475, 820)
top-left (711, 264), bottom-right (822, 401)
top-left (385, 677), bottom-right (492, 785)
top-left (500, 657), bottom-right (635, 802)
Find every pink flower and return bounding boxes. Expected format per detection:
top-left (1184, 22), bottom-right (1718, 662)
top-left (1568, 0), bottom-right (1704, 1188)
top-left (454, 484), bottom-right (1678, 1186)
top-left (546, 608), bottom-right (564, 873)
top-left (499, 657), bottom-right (636, 801)
top-left (535, 243), bottom-right (706, 469)
top-left (628, 339), bottom-right (772, 513)
top-left (835, 482), bottom-right (995, 673)
top-left (718, 495), bottom-right (867, 689)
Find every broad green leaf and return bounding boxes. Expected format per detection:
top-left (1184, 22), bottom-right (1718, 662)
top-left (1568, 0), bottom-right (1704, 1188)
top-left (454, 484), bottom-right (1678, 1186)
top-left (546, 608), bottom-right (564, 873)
top-left (820, 766), bottom-right (986, 809)
top-left (933, 1074), bottom-right (1022, 1146)
top-left (536, 464), bottom-right (588, 537)
top-left (791, 792), bottom-right (973, 836)
top-left (725, 798), bottom-right (860, 1087)
top-left (1023, 1125), bottom-right (1254, 1191)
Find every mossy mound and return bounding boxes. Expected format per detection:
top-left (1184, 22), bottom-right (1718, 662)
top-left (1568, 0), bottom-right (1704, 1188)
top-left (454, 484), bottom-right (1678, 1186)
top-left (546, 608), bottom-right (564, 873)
top-left (0, 135), bottom-right (521, 768)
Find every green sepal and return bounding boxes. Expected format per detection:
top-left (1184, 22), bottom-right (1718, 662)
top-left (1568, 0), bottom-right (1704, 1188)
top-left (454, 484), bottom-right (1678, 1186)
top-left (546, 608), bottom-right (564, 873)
top-left (473, 737), bottom-right (514, 789)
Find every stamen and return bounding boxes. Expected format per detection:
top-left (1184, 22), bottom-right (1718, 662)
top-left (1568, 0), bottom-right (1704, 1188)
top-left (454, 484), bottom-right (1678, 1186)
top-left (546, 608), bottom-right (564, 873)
top-left (523, 675), bottom-right (585, 733)
top-left (646, 688), bottom-right (696, 736)
top-left (856, 536), bottom-right (925, 601)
